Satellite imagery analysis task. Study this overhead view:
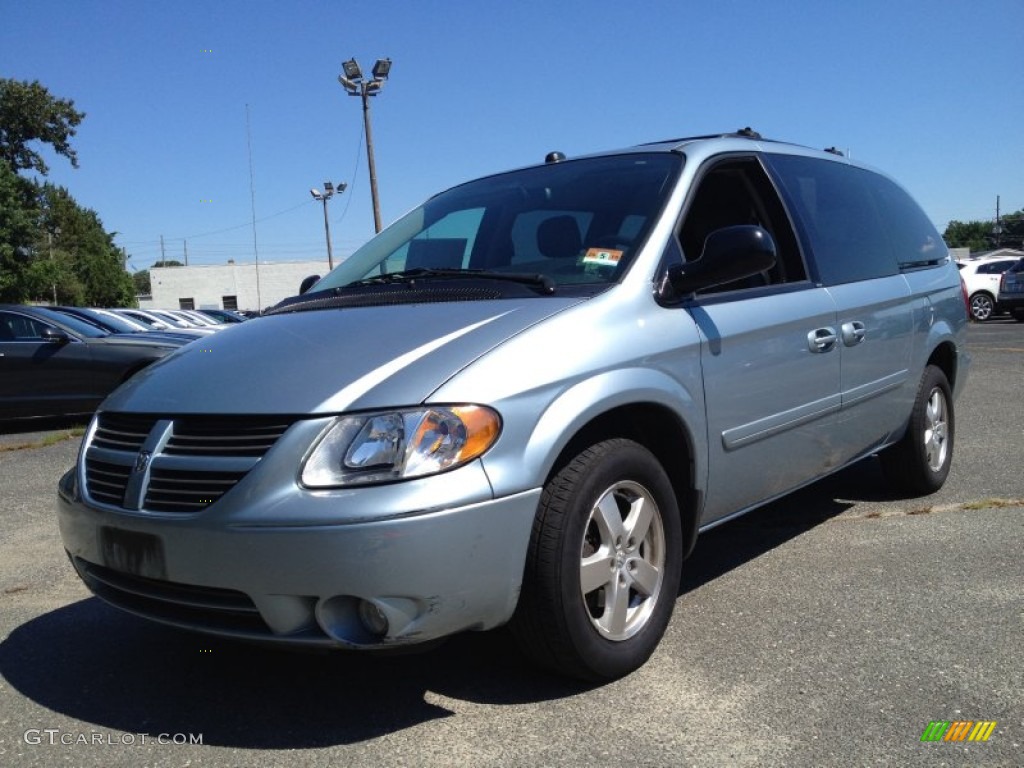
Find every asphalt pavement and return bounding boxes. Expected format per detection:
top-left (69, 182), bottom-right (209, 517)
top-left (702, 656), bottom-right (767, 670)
top-left (0, 320), bottom-right (1020, 767)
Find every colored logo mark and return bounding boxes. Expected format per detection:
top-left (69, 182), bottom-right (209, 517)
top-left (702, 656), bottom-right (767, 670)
top-left (920, 720), bottom-right (996, 742)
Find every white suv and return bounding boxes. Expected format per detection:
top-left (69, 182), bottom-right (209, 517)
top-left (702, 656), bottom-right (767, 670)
top-left (958, 256), bottom-right (1019, 321)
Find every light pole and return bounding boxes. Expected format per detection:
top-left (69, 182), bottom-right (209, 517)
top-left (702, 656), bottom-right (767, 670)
top-left (311, 181), bottom-right (346, 270)
top-left (338, 57), bottom-right (391, 233)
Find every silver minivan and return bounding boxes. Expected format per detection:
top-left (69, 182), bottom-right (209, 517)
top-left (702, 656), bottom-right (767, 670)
top-left (57, 131), bottom-right (969, 680)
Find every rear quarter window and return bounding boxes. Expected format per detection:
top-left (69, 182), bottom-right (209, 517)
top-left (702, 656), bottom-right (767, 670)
top-left (767, 155), bottom-right (940, 285)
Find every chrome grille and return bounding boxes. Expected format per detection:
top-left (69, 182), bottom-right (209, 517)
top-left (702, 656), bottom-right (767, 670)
top-left (145, 468), bottom-right (247, 512)
top-left (83, 412), bottom-right (296, 514)
top-left (163, 417), bottom-right (293, 456)
top-left (85, 459), bottom-right (133, 506)
top-left (91, 413), bottom-right (158, 451)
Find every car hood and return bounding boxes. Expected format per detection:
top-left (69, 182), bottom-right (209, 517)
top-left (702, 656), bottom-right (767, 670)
top-left (103, 298), bottom-right (584, 415)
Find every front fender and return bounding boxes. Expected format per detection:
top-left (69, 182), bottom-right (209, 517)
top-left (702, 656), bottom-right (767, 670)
top-left (478, 366), bottom-right (708, 506)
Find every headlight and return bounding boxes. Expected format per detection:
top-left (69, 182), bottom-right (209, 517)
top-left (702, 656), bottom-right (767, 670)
top-left (301, 405), bottom-right (501, 487)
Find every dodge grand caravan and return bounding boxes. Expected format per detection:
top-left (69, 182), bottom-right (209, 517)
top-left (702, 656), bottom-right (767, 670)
top-left (57, 131), bottom-right (969, 681)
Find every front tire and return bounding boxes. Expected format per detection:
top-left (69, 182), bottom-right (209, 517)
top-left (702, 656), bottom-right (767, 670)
top-left (511, 439), bottom-right (682, 681)
top-left (880, 365), bottom-right (954, 495)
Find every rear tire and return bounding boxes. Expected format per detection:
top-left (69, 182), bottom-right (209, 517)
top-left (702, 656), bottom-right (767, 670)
top-left (880, 365), bottom-right (954, 495)
top-left (511, 439), bottom-right (681, 681)
top-left (968, 292), bottom-right (995, 322)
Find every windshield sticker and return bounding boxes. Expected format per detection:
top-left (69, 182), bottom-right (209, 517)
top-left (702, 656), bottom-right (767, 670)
top-left (582, 248), bottom-right (623, 266)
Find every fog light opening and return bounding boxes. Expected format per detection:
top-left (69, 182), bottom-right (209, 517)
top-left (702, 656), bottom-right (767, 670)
top-left (358, 599), bottom-right (389, 637)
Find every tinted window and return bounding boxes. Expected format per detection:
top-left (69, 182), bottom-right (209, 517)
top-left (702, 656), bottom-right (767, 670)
top-left (977, 261), bottom-right (1015, 274)
top-left (0, 311), bottom-right (51, 340)
top-left (768, 155), bottom-right (898, 285)
top-left (860, 171), bottom-right (945, 267)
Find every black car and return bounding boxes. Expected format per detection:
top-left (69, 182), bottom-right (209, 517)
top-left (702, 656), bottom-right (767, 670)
top-left (996, 258), bottom-right (1024, 322)
top-left (0, 304), bottom-right (183, 421)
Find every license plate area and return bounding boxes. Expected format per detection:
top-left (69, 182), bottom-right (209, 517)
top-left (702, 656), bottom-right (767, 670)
top-left (100, 527), bottom-right (167, 579)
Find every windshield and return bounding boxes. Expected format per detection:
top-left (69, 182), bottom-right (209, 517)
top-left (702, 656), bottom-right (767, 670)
top-left (32, 307), bottom-right (109, 338)
top-left (313, 153), bottom-right (681, 292)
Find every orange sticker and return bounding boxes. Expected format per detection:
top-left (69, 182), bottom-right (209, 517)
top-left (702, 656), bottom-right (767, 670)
top-left (582, 248), bottom-right (623, 265)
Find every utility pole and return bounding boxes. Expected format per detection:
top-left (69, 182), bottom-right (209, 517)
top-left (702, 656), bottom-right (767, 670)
top-left (993, 196), bottom-right (1003, 249)
top-left (184, 240), bottom-right (189, 266)
top-left (160, 234), bottom-right (166, 263)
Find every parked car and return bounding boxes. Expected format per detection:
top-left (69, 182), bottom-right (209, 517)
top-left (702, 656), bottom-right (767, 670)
top-left (51, 306), bottom-right (203, 344)
top-left (161, 309), bottom-right (227, 330)
top-left (996, 257), bottom-right (1024, 321)
top-left (196, 308), bottom-right (248, 324)
top-left (111, 308), bottom-right (217, 336)
top-left (0, 305), bottom-right (182, 422)
top-left (957, 255), bottom-right (1019, 321)
top-left (175, 309), bottom-right (224, 328)
top-left (57, 131), bottom-right (969, 681)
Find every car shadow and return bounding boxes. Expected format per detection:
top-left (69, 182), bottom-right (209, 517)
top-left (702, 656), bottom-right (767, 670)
top-left (1, 458), bottom-right (893, 748)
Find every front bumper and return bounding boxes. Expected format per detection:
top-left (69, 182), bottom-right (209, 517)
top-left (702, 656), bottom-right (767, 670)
top-left (57, 458), bottom-right (540, 648)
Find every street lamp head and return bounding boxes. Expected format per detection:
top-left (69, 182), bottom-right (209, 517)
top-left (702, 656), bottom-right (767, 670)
top-left (310, 188), bottom-right (322, 200)
top-left (342, 58), bottom-right (363, 82)
top-left (337, 182), bottom-right (348, 193)
top-left (323, 181), bottom-right (334, 193)
top-left (338, 75), bottom-right (359, 94)
top-left (365, 80), bottom-right (382, 95)
top-left (372, 58), bottom-right (392, 80)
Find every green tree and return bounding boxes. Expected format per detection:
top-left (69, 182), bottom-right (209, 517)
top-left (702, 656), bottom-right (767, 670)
top-left (133, 269), bottom-right (151, 295)
top-left (0, 78), bottom-right (134, 306)
top-left (0, 159), bottom-right (40, 301)
top-left (0, 78), bottom-right (85, 175)
top-left (996, 210), bottom-right (1024, 250)
top-left (37, 183), bottom-right (135, 306)
top-left (944, 210), bottom-right (1024, 253)
top-left (943, 220), bottom-right (992, 252)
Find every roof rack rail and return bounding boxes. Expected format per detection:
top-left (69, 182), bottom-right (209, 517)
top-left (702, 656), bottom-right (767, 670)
top-left (824, 146), bottom-right (844, 156)
top-left (637, 129), bottom-right (766, 147)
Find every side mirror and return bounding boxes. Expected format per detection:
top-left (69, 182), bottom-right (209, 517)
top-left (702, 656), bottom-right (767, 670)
top-left (663, 225), bottom-right (777, 296)
top-left (299, 275), bottom-right (321, 295)
top-left (42, 327), bottom-right (70, 344)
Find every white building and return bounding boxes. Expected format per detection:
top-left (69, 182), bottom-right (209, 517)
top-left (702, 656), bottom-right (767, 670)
top-left (145, 260), bottom-right (329, 312)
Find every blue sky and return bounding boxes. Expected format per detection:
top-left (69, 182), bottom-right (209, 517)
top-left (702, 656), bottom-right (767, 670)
top-left (2, 0), bottom-right (1022, 272)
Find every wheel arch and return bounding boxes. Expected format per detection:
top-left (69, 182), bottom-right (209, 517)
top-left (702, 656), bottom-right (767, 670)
top-left (926, 340), bottom-right (959, 391)
top-left (544, 402), bottom-right (703, 561)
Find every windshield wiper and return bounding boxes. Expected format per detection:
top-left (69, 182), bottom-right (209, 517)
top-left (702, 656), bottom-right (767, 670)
top-left (350, 268), bottom-right (556, 295)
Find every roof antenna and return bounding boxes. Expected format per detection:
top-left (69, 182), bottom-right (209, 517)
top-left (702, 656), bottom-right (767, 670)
top-left (545, 151), bottom-right (566, 163)
top-left (736, 127), bottom-right (762, 139)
